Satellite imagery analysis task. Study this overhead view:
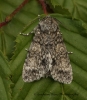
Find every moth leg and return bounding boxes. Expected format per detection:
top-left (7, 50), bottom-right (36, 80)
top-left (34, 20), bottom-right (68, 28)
top-left (20, 31), bottom-right (34, 36)
top-left (68, 52), bottom-right (73, 54)
top-left (38, 15), bottom-right (41, 21)
top-left (25, 48), bottom-right (28, 51)
top-left (20, 15), bottom-right (41, 36)
top-left (20, 25), bottom-right (39, 36)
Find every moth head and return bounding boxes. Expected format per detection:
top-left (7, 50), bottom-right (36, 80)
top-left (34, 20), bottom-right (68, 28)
top-left (39, 16), bottom-right (58, 33)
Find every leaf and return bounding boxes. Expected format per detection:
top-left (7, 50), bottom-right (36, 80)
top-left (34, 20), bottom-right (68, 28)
top-left (0, 0), bottom-right (43, 59)
top-left (0, 0), bottom-right (87, 100)
top-left (0, 51), bottom-right (12, 100)
top-left (10, 13), bottom-right (87, 100)
top-left (48, 0), bottom-right (87, 24)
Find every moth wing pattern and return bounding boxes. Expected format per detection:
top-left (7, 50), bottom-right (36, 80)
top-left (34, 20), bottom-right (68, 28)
top-left (50, 31), bottom-right (73, 84)
top-left (22, 34), bottom-right (45, 82)
top-left (22, 15), bottom-right (73, 84)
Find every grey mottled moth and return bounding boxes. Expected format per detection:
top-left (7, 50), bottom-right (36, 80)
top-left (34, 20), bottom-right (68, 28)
top-left (21, 15), bottom-right (73, 84)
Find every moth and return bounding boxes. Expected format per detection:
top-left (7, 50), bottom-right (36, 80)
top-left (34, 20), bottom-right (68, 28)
top-left (22, 15), bottom-right (73, 84)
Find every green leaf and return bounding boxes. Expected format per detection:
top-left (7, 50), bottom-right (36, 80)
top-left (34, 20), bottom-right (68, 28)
top-left (49, 0), bottom-right (87, 23)
top-left (0, 0), bottom-right (87, 100)
top-left (10, 14), bottom-right (87, 100)
top-left (0, 51), bottom-right (12, 100)
top-left (0, 0), bottom-right (43, 59)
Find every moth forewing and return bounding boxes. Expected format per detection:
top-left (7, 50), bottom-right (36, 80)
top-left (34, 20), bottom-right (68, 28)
top-left (22, 15), bottom-right (73, 84)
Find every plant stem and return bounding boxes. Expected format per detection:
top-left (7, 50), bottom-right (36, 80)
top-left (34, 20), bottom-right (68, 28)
top-left (0, 0), bottom-right (29, 28)
top-left (38, 0), bottom-right (48, 15)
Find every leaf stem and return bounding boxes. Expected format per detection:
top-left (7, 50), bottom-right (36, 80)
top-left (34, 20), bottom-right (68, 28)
top-left (0, 0), bottom-right (29, 28)
top-left (38, 0), bottom-right (48, 15)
